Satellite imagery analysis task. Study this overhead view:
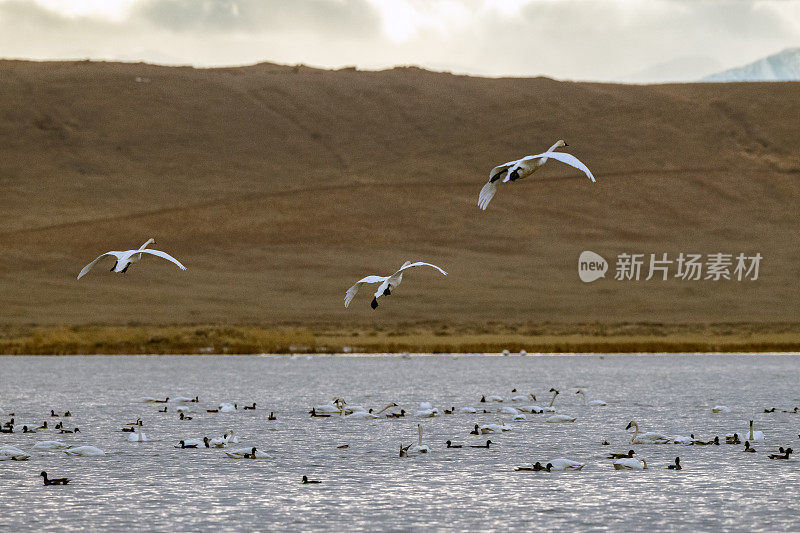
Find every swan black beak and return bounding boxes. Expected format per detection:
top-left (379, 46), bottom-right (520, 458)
top-left (370, 298), bottom-right (379, 310)
top-left (563, 143), bottom-right (569, 147)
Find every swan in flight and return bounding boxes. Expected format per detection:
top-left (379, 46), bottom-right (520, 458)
top-left (478, 140), bottom-right (595, 210)
top-left (626, 421), bottom-right (671, 444)
top-left (77, 238), bottom-right (186, 279)
top-left (344, 261), bottom-right (447, 309)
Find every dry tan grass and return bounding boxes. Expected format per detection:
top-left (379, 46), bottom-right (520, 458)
top-left (2, 323), bottom-right (799, 355)
top-left (0, 61), bottom-right (798, 329)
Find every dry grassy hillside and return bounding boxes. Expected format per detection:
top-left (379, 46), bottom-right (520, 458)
top-left (1, 60), bottom-right (798, 330)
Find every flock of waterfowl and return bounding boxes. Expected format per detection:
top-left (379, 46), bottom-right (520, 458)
top-left (73, 141), bottom-right (594, 310)
top-left (2, 380), bottom-right (798, 486)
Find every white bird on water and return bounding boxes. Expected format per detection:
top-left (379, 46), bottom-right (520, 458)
top-left (77, 238), bottom-right (187, 279)
top-left (344, 261), bottom-right (447, 309)
top-left (478, 140), bottom-right (595, 210)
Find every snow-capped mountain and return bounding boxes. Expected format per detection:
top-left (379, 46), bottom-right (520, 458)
top-left (702, 48), bottom-right (800, 82)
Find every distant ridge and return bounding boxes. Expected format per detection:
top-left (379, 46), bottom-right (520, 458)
top-left (702, 47), bottom-right (800, 82)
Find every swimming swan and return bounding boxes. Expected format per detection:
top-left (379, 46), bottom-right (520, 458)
top-left (409, 424), bottom-right (429, 454)
top-left (33, 441), bottom-right (70, 450)
top-left (546, 414), bottom-right (577, 423)
top-left (77, 239), bottom-right (186, 279)
top-left (547, 458), bottom-right (586, 471)
top-left (626, 421), bottom-right (671, 444)
top-left (127, 423), bottom-right (147, 442)
top-left (576, 390), bottom-right (606, 406)
top-left (64, 446), bottom-right (105, 456)
top-left (344, 261), bottom-right (447, 309)
top-left (728, 420), bottom-right (764, 443)
top-left (478, 141), bottom-right (595, 210)
top-left (613, 458), bottom-right (648, 470)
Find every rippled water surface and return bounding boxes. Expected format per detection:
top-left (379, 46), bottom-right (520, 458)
top-left (2, 354), bottom-right (800, 531)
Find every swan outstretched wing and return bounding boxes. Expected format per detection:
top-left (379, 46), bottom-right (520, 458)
top-left (505, 151), bottom-right (595, 183)
top-left (77, 251), bottom-right (125, 280)
top-left (540, 151), bottom-right (595, 182)
top-left (388, 261), bottom-right (448, 285)
top-left (479, 161), bottom-right (516, 210)
top-left (478, 180), bottom-right (499, 210)
top-left (137, 249), bottom-right (188, 270)
top-left (344, 275), bottom-right (387, 308)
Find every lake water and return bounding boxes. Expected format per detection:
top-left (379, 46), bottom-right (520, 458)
top-left (1, 354), bottom-right (799, 531)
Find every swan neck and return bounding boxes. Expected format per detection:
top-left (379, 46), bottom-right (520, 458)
top-left (549, 392), bottom-right (558, 407)
top-left (546, 140), bottom-right (562, 153)
top-left (139, 238), bottom-right (154, 250)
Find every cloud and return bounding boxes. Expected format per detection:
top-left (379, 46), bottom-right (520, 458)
top-left (0, 0), bottom-right (798, 81)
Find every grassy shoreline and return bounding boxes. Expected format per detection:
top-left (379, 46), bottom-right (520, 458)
top-left (2, 323), bottom-right (800, 355)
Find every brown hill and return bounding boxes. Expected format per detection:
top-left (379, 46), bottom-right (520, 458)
top-left (1, 60), bottom-right (799, 328)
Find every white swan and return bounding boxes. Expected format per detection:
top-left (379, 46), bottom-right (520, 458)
top-left (576, 390), bottom-right (607, 406)
top-left (544, 389), bottom-right (560, 412)
top-left (409, 424), bottom-right (429, 454)
top-left (0, 445), bottom-right (30, 460)
top-left (218, 402), bottom-right (237, 413)
top-left (414, 408), bottom-right (440, 418)
top-left (208, 436), bottom-right (227, 448)
top-left (77, 238), bottom-right (187, 279)
top-left (672, 435), bottom-right (694, 446)
top-left (223, 430), bottom-right (239, 444)
top-left (174, 438), bottom-right (206, 448)
top-left (479, 419), bottom-right (511, 434)
top-left (730, 420), bottom-right (764, 442)
top-left (64, 445), bottom-right (105, 456)
top-left (344, 261), bottom-right (447, 309)
top-left (172, 396), bottom-right (194, 403)
top-left (478, 141), bottom-right (595, 210)
top-left (711, 405), bottom-right (731, 413)
top-left (548, 458), bottom-right (586, 471)
top-left (511, 393), bottom-right (535, 402)
top-left (127, 423), bottom-right (147, 442)
top-left (33, 441), bottom-right (70, 450)
top-left (458, 406), bottom-right (477, 414)
top-left (546, 414), bottom-right (577, 423)
top-left (498, 406), bottom-right (520, 416)
top-left (626, 421), bottom-right (671, 444)
top-left (613, 457), bottom-right (647, 470)
top-left (346, 411), bottom-right (377, 420)
top-left (311, 399), bottom-right (344, 415)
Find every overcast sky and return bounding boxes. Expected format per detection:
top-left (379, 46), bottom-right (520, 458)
top-left (1, 0), bottom-right (798, 81)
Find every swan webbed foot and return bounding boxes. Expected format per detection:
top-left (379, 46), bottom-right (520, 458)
top-left (110, 262), bottom-right (117, 272)
top-left (120, 264), bottom-right (129, 273)
top-left (370, 298), bottom-right (378, 310)
top-left (383, 288), bottom-right (391, 296)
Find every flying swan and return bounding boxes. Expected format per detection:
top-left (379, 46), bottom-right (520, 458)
top-left (344, 261), bottom-right (447, 309)
top-left (478, 140), bottom-right (595, 210)
top-left (77, 238), bottom-right (187, 279)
